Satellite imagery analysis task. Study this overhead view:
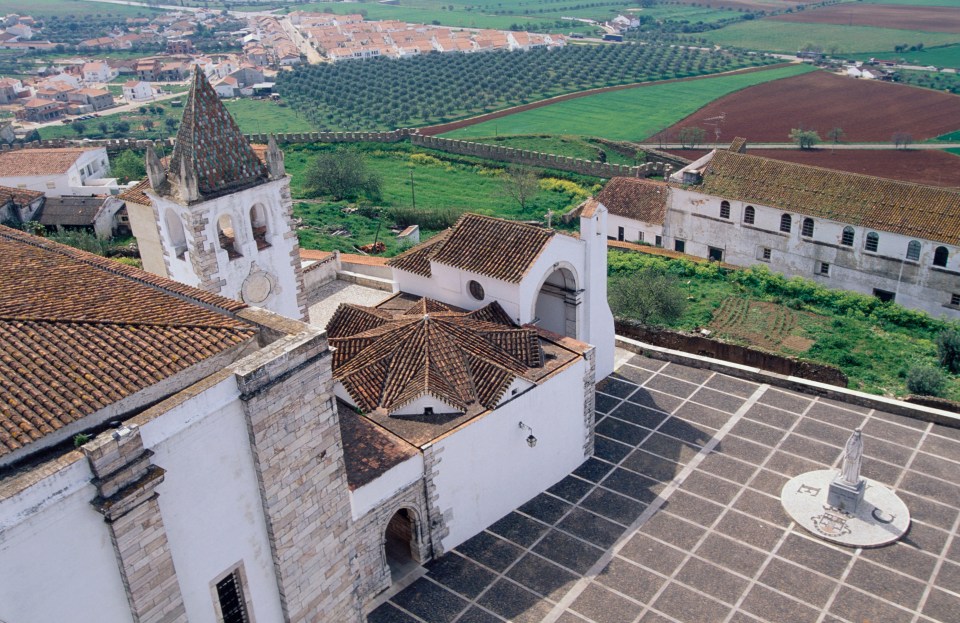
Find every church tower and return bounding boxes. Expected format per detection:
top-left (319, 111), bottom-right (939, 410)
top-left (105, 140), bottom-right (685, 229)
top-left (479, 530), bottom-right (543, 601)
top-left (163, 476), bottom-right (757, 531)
top-left (126, 68), bottom-right (307, 320)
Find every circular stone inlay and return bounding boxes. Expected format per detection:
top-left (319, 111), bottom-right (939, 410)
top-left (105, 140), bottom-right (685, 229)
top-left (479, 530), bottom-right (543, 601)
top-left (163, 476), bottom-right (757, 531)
top-left (242, 272), bottom-right (273, 304)
top-left (781, 470), bottom-right (910, 548)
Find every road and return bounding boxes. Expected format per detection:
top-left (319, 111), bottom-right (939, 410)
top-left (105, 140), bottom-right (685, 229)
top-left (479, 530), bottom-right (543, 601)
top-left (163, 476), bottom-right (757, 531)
top-left (280, 16), bottom-right (325, 64)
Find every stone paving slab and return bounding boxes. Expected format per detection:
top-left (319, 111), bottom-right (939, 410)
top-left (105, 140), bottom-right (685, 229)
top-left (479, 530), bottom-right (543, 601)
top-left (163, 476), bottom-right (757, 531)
top-left (369, 354), bottom-right (960, 623)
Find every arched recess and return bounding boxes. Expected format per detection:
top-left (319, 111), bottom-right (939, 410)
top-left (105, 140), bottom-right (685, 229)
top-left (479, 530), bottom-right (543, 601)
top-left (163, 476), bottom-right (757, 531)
top-left (250, 204), bottom-right (270, 250)
top-left (384, 508), bottom-right (422, 582)
top-left (164, 209), bottom-right (187, 259)
top-left (534, 264), bottom-right (580, 339)
top-left (217, 213), bottom-right (242, 259)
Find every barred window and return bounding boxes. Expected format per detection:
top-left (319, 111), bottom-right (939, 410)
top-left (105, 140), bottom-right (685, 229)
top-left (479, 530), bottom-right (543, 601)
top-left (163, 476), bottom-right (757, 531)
top-left (780, 214), bottom-right (792, 233)
top-left (865, 232), bottom-right (879, 253)
top-left (743, 205), bottom-right (755, 224)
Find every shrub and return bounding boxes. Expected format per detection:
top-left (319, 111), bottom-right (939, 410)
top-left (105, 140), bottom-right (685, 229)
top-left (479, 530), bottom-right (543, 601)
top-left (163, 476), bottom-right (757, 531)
top-left (936, 328), bottom-right (960, 374)
top-left (608, 266), bottom-right (687, 326)
top-left (906, 365), bottom-right (946, 396)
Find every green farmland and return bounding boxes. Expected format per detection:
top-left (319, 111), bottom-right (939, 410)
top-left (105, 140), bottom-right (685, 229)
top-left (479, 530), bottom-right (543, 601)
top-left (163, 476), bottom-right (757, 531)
top-left (852, 44), bottom-right (960, 69)
top-left (2, 0), bottom-right (162, 17)
top-left (702, 21), bottom-right (960, 55)
top-left (441, 64), bottom-right (817, 142)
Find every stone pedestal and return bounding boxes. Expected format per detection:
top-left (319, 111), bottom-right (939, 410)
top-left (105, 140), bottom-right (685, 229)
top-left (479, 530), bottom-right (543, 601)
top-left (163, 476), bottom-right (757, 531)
top-left (827, 478), bottom-right (865, 514)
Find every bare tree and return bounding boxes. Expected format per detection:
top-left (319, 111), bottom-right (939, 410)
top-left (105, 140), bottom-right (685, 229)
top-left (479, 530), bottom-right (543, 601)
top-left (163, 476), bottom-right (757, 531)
top-left (892, 132), bottom-right (913, 150)
top-left (678, 126), bottom-right (706, 149)
top-left (827, 127), bottom-right (844, 144)
top-left (500, 167), bottom-right (540, 212)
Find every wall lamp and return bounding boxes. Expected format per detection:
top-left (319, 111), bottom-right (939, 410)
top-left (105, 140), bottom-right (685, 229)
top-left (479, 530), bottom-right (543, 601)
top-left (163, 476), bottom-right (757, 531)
top-left (518, 422), bottom-right (537, 448)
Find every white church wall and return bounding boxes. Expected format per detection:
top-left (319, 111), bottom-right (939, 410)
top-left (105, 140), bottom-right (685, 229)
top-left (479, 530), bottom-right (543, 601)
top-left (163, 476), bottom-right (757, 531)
top-left (607, 212), bottom-right (661, 244)
top-left (139, 375), bottom-right (285, 623)
top-left (0, 458), bottom-right (134, 623)
top-left (349, 453), bottom-right (423, 521)
top-left (429, 357), bottom-right (587, 551)
top-left (665, 187), bottom-right (960, 318)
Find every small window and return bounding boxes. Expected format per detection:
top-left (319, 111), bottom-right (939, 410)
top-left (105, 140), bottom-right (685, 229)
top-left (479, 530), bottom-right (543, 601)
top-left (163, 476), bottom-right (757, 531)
top-left (744, 205), bottom-right (755, 225)
top-left (467, 280), bottom-right (484, 301)
top-left (951, 293), bottom-right (960, 307)
top-left (761, 247), bottom-right (771, 261)
top-left (865, 232), bottom-right (879, 253)
top-left (637, 232), bottom-right (644, 242)
top-left (708, 247), bottom-right (723, 262)
top-left (934, 246), bottom-right (949, 267)
top-left (617, 226), bottom-right (624, 242)
top-left (655, 235), bottom-right (662, 247)
top-left (720, 200), bottom-right (730, 219)
top-left (215, 569), bottom-right (250, 623)
top-left (818, 262), bottom-right (830, 276)
top-left (423, 406), bottom-right (434, 416)
top-left (906, 240), bottom-right (921, 261)
top-left (674, 239), bottom-right (685, 253)
top-left (874, 288), bottom-right (895, 303)
top-left (801, 218), bottom-right (814, 238)
top-left (841, 226), bottom-right (855, 247)
top-left (45, 181), bottom-right (56, 189)
top-left (780, 214), bottom-right (792, 233)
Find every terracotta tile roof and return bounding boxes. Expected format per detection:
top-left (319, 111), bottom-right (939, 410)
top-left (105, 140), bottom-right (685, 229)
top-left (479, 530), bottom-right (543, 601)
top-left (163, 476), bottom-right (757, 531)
top-left (0, 225), bottom-right (255, 459)
top-left (327, 298), bottom-right (542, 414)
top-left (388, 214), bottom-right (554, 283)
top-left (118, 179), bottom-right (151, 205)
top-left (700, 151), bottom-right (960, 245)
top-left (337, 399), bottom-right (418, 490)
top-left (596, 177), bottom-right (670, 225)
top-left (0, 185), bottom-right (43, 207)
top-left (0, 147), bottom-right (92, 177)
top-left (166, 67), bottom-right (269, 201)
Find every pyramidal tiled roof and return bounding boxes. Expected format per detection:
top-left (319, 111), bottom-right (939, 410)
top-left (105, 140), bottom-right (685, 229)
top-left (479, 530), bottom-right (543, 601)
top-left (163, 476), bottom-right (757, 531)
top-left (166, 67), bottom-right (269, 201)
top-left (388, 213), bottom-right (555, 283)
top-left (326, 298), bottom-right (543, 414)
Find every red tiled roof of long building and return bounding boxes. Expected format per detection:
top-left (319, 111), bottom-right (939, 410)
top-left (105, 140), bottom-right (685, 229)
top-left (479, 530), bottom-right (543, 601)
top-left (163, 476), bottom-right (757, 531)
top-left (0, 147), bottom-right (96, 177)
top-left (388, 214), bottom-right (554, 283)
top-left (0, 225), bottom-right (255, 458)
top-left (596, 177), bottom-right (670, 225)
top-left (327, 298), bottom-right (542, 414)
top-left (700, 150), bottom-right (960, 245)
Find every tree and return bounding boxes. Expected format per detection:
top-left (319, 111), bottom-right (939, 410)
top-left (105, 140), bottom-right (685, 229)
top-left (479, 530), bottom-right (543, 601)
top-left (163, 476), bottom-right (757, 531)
top-left (305, 147), bottom-right (382, 201)
top-left (142, 119), bottom-right (154, 132)
top-left (165, 117), bottom-right (178, 132)
top-left (826, 126), bottom-right (844, 144)
top-left (608, 267), bottom-right (687, 326)
top-left (71, 121), bottom-right (86, 136)
top-left (936, 328), bottom-right (960, 373)
top-left (789, 128), bottom-right (820, 149)
top-left (892, 131), bottom-right (913, 149)
top-left (98, 121), bottom-right (109, 135)
top-left (111, 149), bottom-right (146, 184)
top-left (499, 166), bottom-right (540, 212)
top-left (114, 120), bottom-right (130, 134)
top-left (678, 126), bottom-right (706, 149)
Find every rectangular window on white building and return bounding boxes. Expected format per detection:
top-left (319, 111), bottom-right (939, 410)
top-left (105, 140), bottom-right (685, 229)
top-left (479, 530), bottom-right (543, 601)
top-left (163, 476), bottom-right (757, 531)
top-left (758, 247), bottom-right (772, 262)
top-left (213, 566), bottom-right (251, 623)
top-left (951, 293), bottom-right (960, 307)
top-left (818, 262), bottom-right (830, 276)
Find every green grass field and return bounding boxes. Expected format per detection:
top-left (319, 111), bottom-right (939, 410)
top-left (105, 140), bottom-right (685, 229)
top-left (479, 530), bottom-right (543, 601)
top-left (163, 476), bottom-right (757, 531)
top-left (441, 64), bottom-right (817, 142)
top-left (703, 21), bottom-right (960, 54)
top-left (283, 143), bottom-right (597, 253)
top-left (852, 44), bottom-right (960, 69)
top-left (4, 0), bottom-right (162, 18)
top-left (466, 135), bottom-right (638, 165)
top-left (223, 99), bottom-right (315, 135)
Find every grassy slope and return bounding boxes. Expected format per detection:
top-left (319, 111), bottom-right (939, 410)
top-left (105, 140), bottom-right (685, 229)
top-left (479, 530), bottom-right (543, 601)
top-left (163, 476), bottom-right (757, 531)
top-left (464, 136), bottom-right (638, 165)
top-left (223, 100), bottom-right (315, 134)
top-left (703, 21), bottom-right (960, 55)
top-left (610, 251), bottom-right (960, 399)
top-left (6, 0), bottom-right (163, 17)
top-left (440, 64), bottom-right (816, 141)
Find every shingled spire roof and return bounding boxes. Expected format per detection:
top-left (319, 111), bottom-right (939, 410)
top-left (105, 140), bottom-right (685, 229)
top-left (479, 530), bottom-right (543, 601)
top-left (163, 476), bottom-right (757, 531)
top-left (326, 298), bottom-right (543, 415)
top-left (165, 66), bottom-right (269, 203)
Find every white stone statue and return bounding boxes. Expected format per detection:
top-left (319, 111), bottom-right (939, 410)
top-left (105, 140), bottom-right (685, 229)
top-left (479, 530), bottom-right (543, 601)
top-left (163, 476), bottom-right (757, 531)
top-left (839, 428), bottom-right (864, 485)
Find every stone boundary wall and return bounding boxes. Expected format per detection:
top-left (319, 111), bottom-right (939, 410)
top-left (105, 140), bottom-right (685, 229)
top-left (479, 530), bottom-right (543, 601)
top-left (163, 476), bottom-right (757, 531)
top-left (411, 134), bottom-right (671, 179)
top-left (615, 319), bottom-right (849, 388)
top-left (905, 394), bottom-right (960, 414)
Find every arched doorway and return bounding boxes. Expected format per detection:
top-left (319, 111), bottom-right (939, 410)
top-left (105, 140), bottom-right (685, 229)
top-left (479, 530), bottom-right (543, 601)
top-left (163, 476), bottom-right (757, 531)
top-left (534, 266), bottom-right (579, 339)
top-left (384, 509), bottom-right (419, 582)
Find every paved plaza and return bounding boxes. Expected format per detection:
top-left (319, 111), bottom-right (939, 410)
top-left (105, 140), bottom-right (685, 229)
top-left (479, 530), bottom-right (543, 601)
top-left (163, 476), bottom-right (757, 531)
top-left (367, 352), bottom-right (960, 623)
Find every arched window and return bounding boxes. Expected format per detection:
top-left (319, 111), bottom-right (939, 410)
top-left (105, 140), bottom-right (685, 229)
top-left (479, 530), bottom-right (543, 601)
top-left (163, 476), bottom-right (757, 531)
top-left (801, 218), bottom-right (814, 237)
top-left (841, 226), bottom-right (854, 246)
top-left (250, 204), bottom-right (270, 250)
top-left (779, 213), bottom-right (792, 233)
top-left (218, 214), bottom-right (241, 259)
top-left (865, 232), bottom-right (879, 253)
top-left (906, 240), bottom-right (921, 261)
top-left (934, 246), bottom-right (949, 267)
top-left (743, 205), bottom-right (755, 224)
top-left (720, 200), bottom-right (730, 219)
top-left (164, 209), bottom-right (187, 259)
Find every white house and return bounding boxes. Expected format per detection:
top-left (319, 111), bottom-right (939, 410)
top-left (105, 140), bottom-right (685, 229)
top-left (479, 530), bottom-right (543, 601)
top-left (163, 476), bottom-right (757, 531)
top-left (599, 139), bottom-right (960, 318)
top-left (0, 146), bottom-right (118, 196)
top-left (81, 60), bottom-right (117, 83)
top-left (121, 79), bottom-right (153, 101)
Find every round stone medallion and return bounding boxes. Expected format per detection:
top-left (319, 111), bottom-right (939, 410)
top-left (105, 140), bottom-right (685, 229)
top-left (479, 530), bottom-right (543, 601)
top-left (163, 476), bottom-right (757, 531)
top-left (781, 469), bottom-right (910, 548)
top-left (242, 271), bottom-right (273, 304)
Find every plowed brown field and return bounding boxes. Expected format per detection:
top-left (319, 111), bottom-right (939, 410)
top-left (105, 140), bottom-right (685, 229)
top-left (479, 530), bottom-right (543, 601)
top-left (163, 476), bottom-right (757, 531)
top-left (673, 0), bottom-right (818, 10)
top-left (664, 148), bottom-right (960, 188)
top-left (659, 71), bottom-right (960, 143)
top-left (770, 5), bottom-right (960, 33)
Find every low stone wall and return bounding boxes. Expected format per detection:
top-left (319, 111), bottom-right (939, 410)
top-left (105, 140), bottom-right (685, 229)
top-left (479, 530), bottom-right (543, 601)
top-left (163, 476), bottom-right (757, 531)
top-left (411, 134), bottom-right (671, 179)
top-left (905, 394), bottom-right (960, 414)
top-left (615, 319), bottom-right (848, 388)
